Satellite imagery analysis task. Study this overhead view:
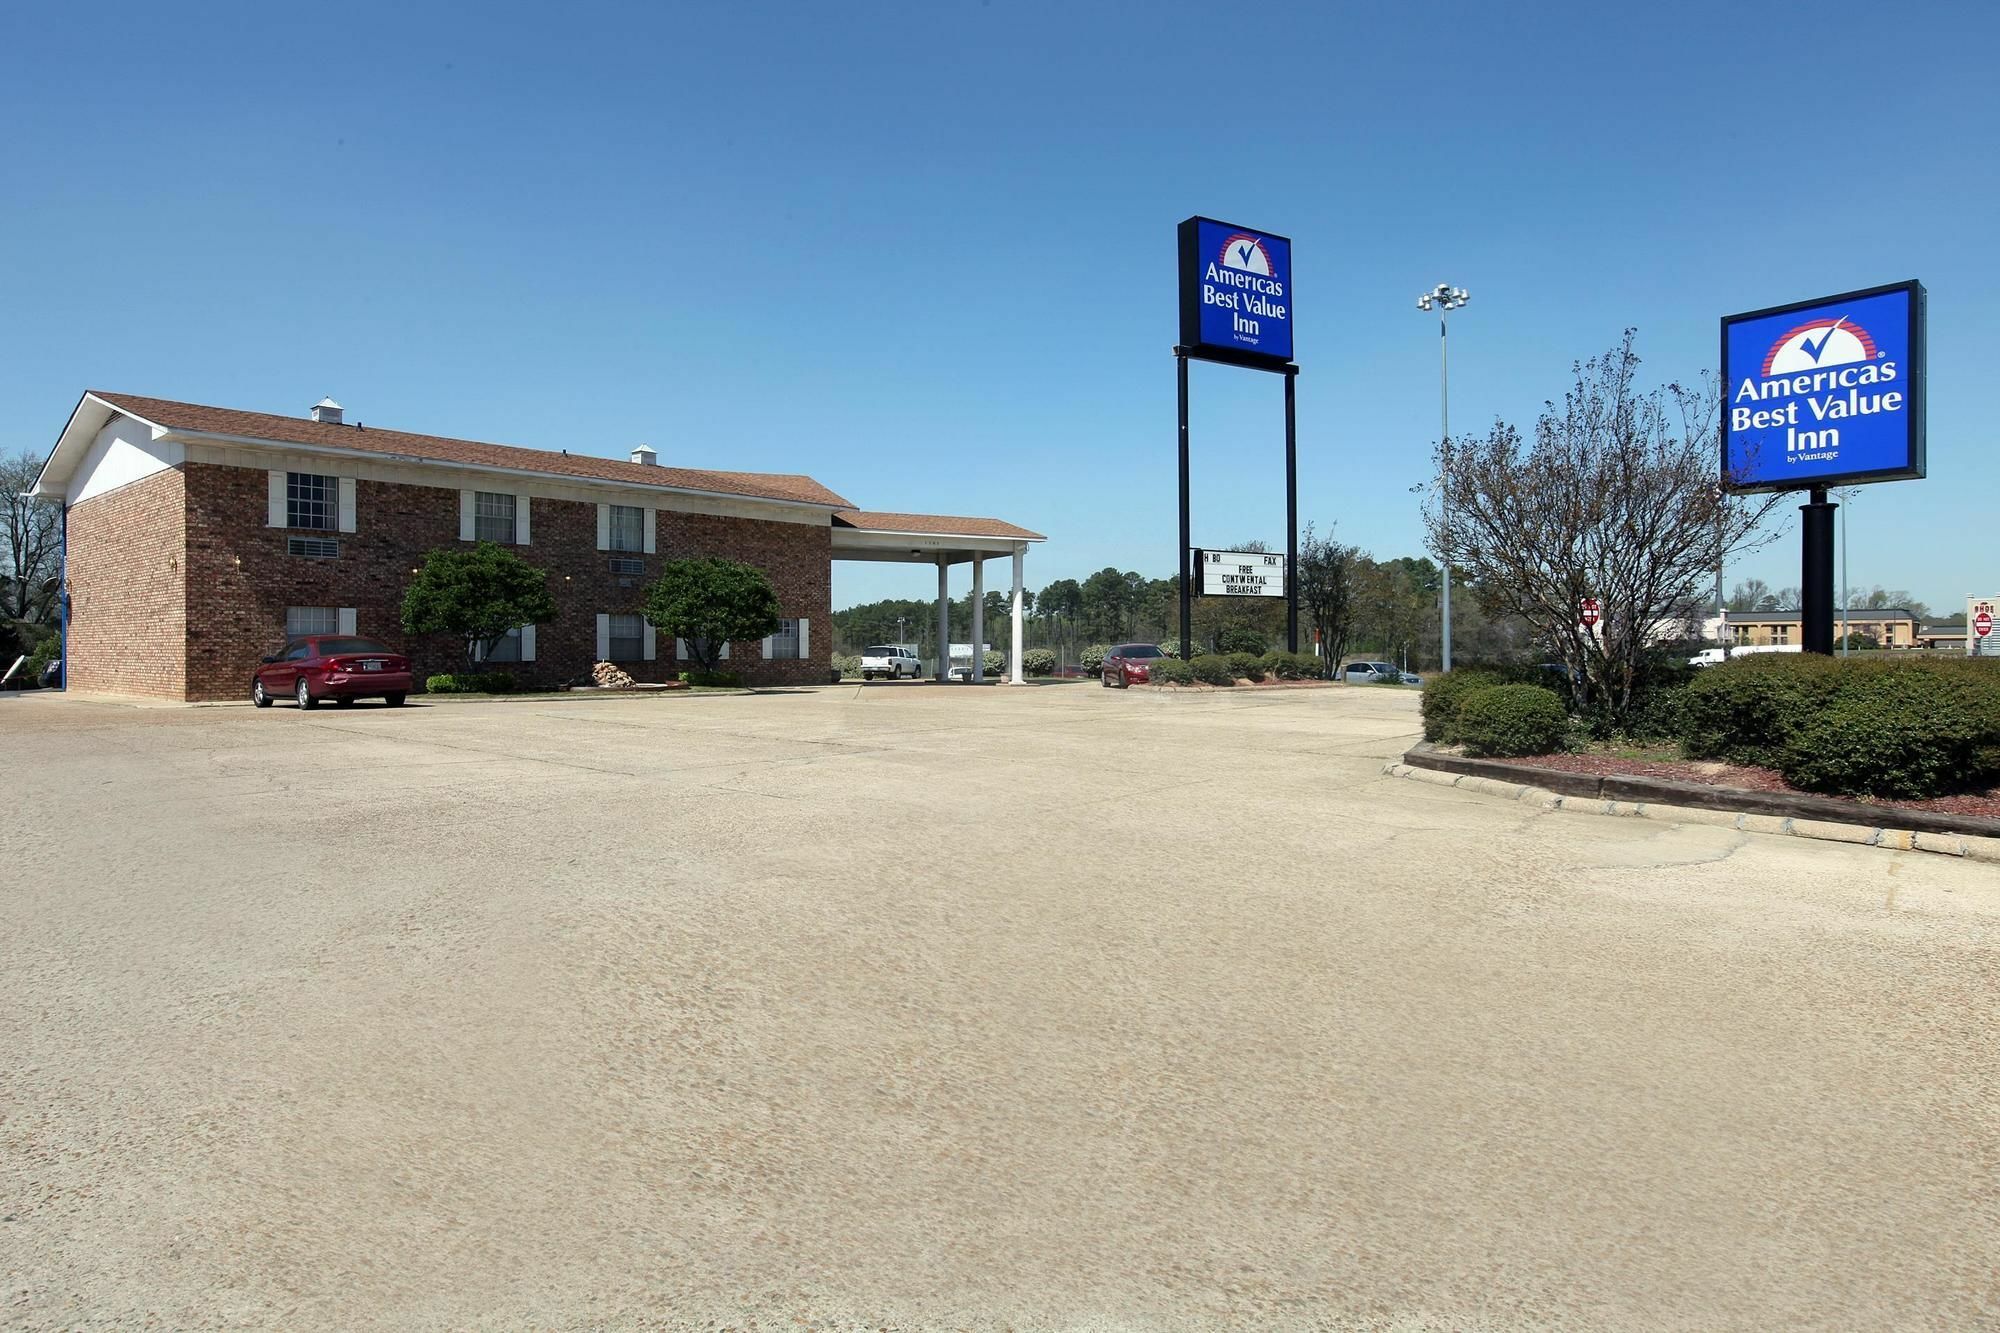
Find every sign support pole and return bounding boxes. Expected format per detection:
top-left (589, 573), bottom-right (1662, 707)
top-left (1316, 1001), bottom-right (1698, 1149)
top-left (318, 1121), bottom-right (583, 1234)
top-left (1284, 365), bottom-right (1299, 653)
top-left (1177, 351), bottom-right (1193, 664)
top-left (1800, 484), bottom-right (1837, 655)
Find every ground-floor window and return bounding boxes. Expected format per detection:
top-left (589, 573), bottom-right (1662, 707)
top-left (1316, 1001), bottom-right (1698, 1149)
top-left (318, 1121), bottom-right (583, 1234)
top-left (286, 606), bottom-right (340, 637)
top-left (608, 613), bottom-right (644, 662)
top-left (484, 628), bottom-right (523, 662)
top-left (767, 619), bottom-right (802, 659)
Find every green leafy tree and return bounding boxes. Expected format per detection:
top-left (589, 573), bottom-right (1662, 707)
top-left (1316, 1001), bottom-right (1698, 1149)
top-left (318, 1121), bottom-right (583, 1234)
top-left (401, 542), bottom-right (558, 670)
top-left (644, 557), bottom-right (780, 672)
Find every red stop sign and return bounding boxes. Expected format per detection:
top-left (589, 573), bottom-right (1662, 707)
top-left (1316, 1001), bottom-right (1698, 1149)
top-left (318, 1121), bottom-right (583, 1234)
top-left (1977, 610), bottom-right (1994, 639)
top-left (1580, 598), bottom-right (1600, 627)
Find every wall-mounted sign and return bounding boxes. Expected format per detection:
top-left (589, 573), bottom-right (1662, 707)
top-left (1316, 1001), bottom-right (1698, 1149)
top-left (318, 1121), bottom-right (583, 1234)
top-left (1973, 598), bottom-right (1997, 657)
top-left (1721, 280), bottom-right (1925, 493)
top-left (1178, 217), bottom-right (1294, 368)
top-left (1196, 548), bottom-right (1286, 597)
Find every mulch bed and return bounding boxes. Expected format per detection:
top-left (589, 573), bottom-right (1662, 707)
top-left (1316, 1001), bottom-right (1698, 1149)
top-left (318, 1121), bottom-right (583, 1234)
top-left (1480, 751), bottom-right (2000, 819)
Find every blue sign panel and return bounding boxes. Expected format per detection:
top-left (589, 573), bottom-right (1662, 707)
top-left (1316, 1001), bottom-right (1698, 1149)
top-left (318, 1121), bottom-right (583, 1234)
top-left (1178, 217), bottom-right (1293, 368)
top-left (1721, 281), bottom-right (1925, 492)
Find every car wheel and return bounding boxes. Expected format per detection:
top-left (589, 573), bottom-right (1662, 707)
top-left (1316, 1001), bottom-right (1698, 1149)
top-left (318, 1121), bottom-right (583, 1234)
top-left (863, 672), bottom-right (874, 681)
top-left (384, 692), bottom-right (406, 707)
top-left (296, 678), bottom-right (317, 710)
top-left (252, 679), bottom-right (272, 708)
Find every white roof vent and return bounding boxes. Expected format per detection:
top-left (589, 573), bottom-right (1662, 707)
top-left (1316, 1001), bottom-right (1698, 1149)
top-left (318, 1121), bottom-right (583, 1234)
top-left (630, 444), bottom-right (657, 466)
top-left (311, 397), bottom-right (344, 425)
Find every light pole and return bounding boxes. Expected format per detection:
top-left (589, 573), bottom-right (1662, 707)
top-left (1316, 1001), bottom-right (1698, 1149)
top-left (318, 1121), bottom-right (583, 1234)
top-left (1837, 487), bottom-right (1859, 656)
top-left (1417, 283), bottom-right (1468, 672)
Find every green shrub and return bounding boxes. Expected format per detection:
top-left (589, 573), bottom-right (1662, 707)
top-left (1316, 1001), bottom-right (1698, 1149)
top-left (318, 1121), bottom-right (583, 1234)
top-left (1226, 651), bottom-right (1266, 682)
top-left (1022, 647), bottom-right (1057, 677)
top-left (1680, 654), bottom-right (1842, 763)
top-left (1158, 643), bottom-right (1183, 659)
top-left (1456, 684), bottom-right (1570, 757)
top-left (831, 653), bottom-right (862, 678)
top-left (982, 650), bottom-right (1006, 676)
top-left (1189, 654), bottom-right (1237, 686)
top-left (1218, 626), bottom-right (1268, 655)
top-left (424, 671), bottom-right (519, 694)
top-left (24, 632), bottom-right (60, 681)
top-left (1775, 658), bottom-right (2000, 798)
top-left (1080, 644), bottom-right (1109, 674)
top-left (679, 669), bottom-right (742, 688)
top-left (1259, 650), bottom-right (1320, 681)
top-left (1149, 658), bottom-right (1195, 685)
top-left (1420, 669), bottom-right (1505, 743)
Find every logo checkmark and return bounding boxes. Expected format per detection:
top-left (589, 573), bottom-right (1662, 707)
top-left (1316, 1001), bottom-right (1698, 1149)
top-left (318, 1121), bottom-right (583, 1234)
top-left (1236, 241), bottom-right (1257, 265)
top-left (1800, 317), bottom-right (1845, 364)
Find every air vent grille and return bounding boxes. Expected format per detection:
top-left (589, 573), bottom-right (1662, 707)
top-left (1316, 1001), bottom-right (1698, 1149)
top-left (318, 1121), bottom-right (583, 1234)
top-left (608, 557), bottom-right (644, 575)
top-left (287, 537), bottom-right (340, 559)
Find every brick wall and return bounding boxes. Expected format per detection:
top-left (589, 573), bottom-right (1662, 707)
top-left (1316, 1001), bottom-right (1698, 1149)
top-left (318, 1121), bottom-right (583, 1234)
top-left (65, 468), bottom-right (188, 699)
top-left (176, 461), bottom-right (832, 700)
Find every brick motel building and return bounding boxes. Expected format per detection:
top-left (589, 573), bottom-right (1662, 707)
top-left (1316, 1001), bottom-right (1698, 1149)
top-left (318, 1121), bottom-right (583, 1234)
top-left (31, 391), bottom-right (1044, 702)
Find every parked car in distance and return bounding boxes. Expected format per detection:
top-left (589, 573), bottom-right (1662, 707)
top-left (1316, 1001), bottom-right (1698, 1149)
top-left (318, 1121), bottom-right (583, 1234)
top-left (1341, 660), bottom-right (1401, 684)
top-left (252, 636), bottom-right (412, 709)
top-left (860, 644), bottom-right (922, 681)
top-left (1399, 670), bottom-right (1422, 685)
top-left (1102, 642), bottom-right (1166, 687)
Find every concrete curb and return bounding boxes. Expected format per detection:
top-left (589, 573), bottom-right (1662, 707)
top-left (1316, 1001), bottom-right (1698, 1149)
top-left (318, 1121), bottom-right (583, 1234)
top-left (1381, 761), bottom-right (2000, 864)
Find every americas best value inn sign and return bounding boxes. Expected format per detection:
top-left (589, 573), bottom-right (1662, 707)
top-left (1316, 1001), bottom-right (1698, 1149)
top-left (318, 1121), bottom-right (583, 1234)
top-left (1178, 217), bottom-right (1294, 368)
top-left (1722, 280), bottom-right (1926, 492)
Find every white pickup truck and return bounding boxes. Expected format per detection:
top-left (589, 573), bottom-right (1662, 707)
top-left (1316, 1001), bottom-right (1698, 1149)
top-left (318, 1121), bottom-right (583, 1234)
top-left (860, 644), bottom-right (922, 681)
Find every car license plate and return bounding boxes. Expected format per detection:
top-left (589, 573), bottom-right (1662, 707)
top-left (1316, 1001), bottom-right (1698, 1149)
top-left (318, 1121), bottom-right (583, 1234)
top-left (362, 660), bottom-right (383, 671)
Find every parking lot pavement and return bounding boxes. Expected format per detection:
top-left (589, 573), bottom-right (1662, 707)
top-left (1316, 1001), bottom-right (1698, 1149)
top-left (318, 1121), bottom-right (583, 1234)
top-left (4, 684), bottom-right (1997, 1330)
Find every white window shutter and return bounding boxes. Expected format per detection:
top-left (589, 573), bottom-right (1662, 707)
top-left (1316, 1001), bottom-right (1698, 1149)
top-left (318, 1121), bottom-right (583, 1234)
top-left (643, 509), bottom-right (656, 554)
top-left (337, 608), bottom-right (357, 635)
top-left (761, 633), bottom-right (774, 659)
top-left (595, 613), bottom-right (611, 661)
top-left (799, 619), bottom-right (809, 659)
top-left (337, 478), bottom-right (357, 533)
top-left (642, 624), bottom-right (657, 661)
top-left (459, 490), bottom-right (475, 541)
top-left (520, 624), bottom-right (537, 662)
top-left (267, 471), bottom-right (287, 527)
top-left (719, 641), bottom-right (730, 661)
top-left (471, 638), bottom-right (486, 663)
top-left (516, 495), bottom-right (531, 545)
top-left (596, 504), bottom-right (610, 550)
top-left (675, 638), bottom-right (688, 660)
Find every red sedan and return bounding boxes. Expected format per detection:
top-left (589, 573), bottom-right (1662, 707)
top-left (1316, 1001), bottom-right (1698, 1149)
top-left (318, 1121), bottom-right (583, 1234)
top-left (1101, 642), bottom-right (1167, 688)
top-left (252, 636), bottom-right (412, 709)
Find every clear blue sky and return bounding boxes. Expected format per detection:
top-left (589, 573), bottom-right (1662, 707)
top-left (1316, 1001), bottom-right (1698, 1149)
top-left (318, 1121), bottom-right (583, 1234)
top-left (4, 2), bottom-right (1995, 615)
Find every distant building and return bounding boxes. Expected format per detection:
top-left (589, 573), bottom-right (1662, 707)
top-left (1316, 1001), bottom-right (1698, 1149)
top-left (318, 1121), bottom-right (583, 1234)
top-left (1723, 609), bottom-right (1919, 648)
top-left (1916, 624), bottom-right (1967, 652)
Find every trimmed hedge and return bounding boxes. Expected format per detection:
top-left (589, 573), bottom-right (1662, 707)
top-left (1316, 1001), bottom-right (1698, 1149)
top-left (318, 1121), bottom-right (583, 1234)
top-left (1679, 654), bottom-right (2000, 798)
top-left (1420, 669), bottom-right (1506, 743)
top-left (1080, 644), bottom-right (1109, 674)
top-left (831, 653), bottom-right (862, 678)
top-left (1227, 651), bottom-right (1266, 682)
top-left (1456, 683), bottom-right (1570, 757)
top-left (1022, 647), bottom-right (1057, 677)
top-left (425, 672), bottom-right (520, 694)
top-left (1190, 654), bottom-right (1237, 686)
top-left (679, 669), bottom-right (742, 688)
top-left (1149, 658), bottom-right (1195, 685)
top-left (1260, 650), bottom-right (1321, 681)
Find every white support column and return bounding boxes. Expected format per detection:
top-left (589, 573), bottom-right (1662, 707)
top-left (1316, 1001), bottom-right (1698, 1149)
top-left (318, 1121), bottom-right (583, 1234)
top-left (936, 557), bottom-right (951, 682)
top-left (1010, 543), bottom-right (1025, 684)
top-left (971, 556), bottom-right (985, 682)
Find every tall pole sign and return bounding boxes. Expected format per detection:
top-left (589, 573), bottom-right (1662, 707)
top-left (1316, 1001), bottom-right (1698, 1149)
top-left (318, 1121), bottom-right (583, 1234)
top-left (1175, 217), bottom-right (1300, 660)
top-left (1721, 280), bottom-right (1926, 655)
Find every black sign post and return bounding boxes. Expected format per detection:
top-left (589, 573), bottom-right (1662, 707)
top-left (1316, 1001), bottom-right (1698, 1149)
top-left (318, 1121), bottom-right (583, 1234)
top-left (1175, 216), bottom-right (1300, 662)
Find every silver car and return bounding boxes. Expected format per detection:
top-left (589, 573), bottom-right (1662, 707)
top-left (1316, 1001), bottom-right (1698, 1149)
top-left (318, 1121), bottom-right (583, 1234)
top-left (1342, 661), bottom-right (1401, 684)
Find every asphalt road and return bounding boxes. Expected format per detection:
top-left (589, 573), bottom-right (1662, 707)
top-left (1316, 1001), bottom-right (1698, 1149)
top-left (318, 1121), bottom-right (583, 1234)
top-left (3, 683), bottom-right (1996, 1330)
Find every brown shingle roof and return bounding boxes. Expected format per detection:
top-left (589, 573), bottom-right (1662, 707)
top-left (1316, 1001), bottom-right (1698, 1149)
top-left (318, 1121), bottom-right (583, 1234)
top-left (834, 510), bottom-right (1045, 541)
top-left (90, 391), bottom-right (853, 509)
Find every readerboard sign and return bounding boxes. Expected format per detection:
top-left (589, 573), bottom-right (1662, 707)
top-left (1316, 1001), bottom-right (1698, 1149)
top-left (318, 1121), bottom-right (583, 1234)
top-left (1721, 281), bottom-right (1926, 493)
top-left (1178, 217), bottom-right (1294, 368)
top-left (1197, 549), bottom-right (1286, 597)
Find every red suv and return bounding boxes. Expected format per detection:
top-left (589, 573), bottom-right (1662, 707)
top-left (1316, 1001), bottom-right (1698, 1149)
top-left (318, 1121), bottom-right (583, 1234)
top-left (253, 636), bottom-right (413, 709)
top-left (1101, 642), bottom-right (1166, 688)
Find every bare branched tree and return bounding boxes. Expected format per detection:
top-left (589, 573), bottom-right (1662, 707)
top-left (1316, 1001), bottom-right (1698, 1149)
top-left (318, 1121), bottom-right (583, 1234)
top-left (2, 449), bottom-right (62, 623)
top-left (1296, 522), bottom-right (1359, 675)
top-left (1424, 332), bottom-right (1786, 727)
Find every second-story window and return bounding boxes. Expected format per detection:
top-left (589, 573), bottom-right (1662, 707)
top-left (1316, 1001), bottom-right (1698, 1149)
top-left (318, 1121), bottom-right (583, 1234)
top-left (474, 491), bottom-right (516, 544)
top-left (287, 473), bottom-right (337, 530)
top-left (608, 504), bottom-right (644, 553)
